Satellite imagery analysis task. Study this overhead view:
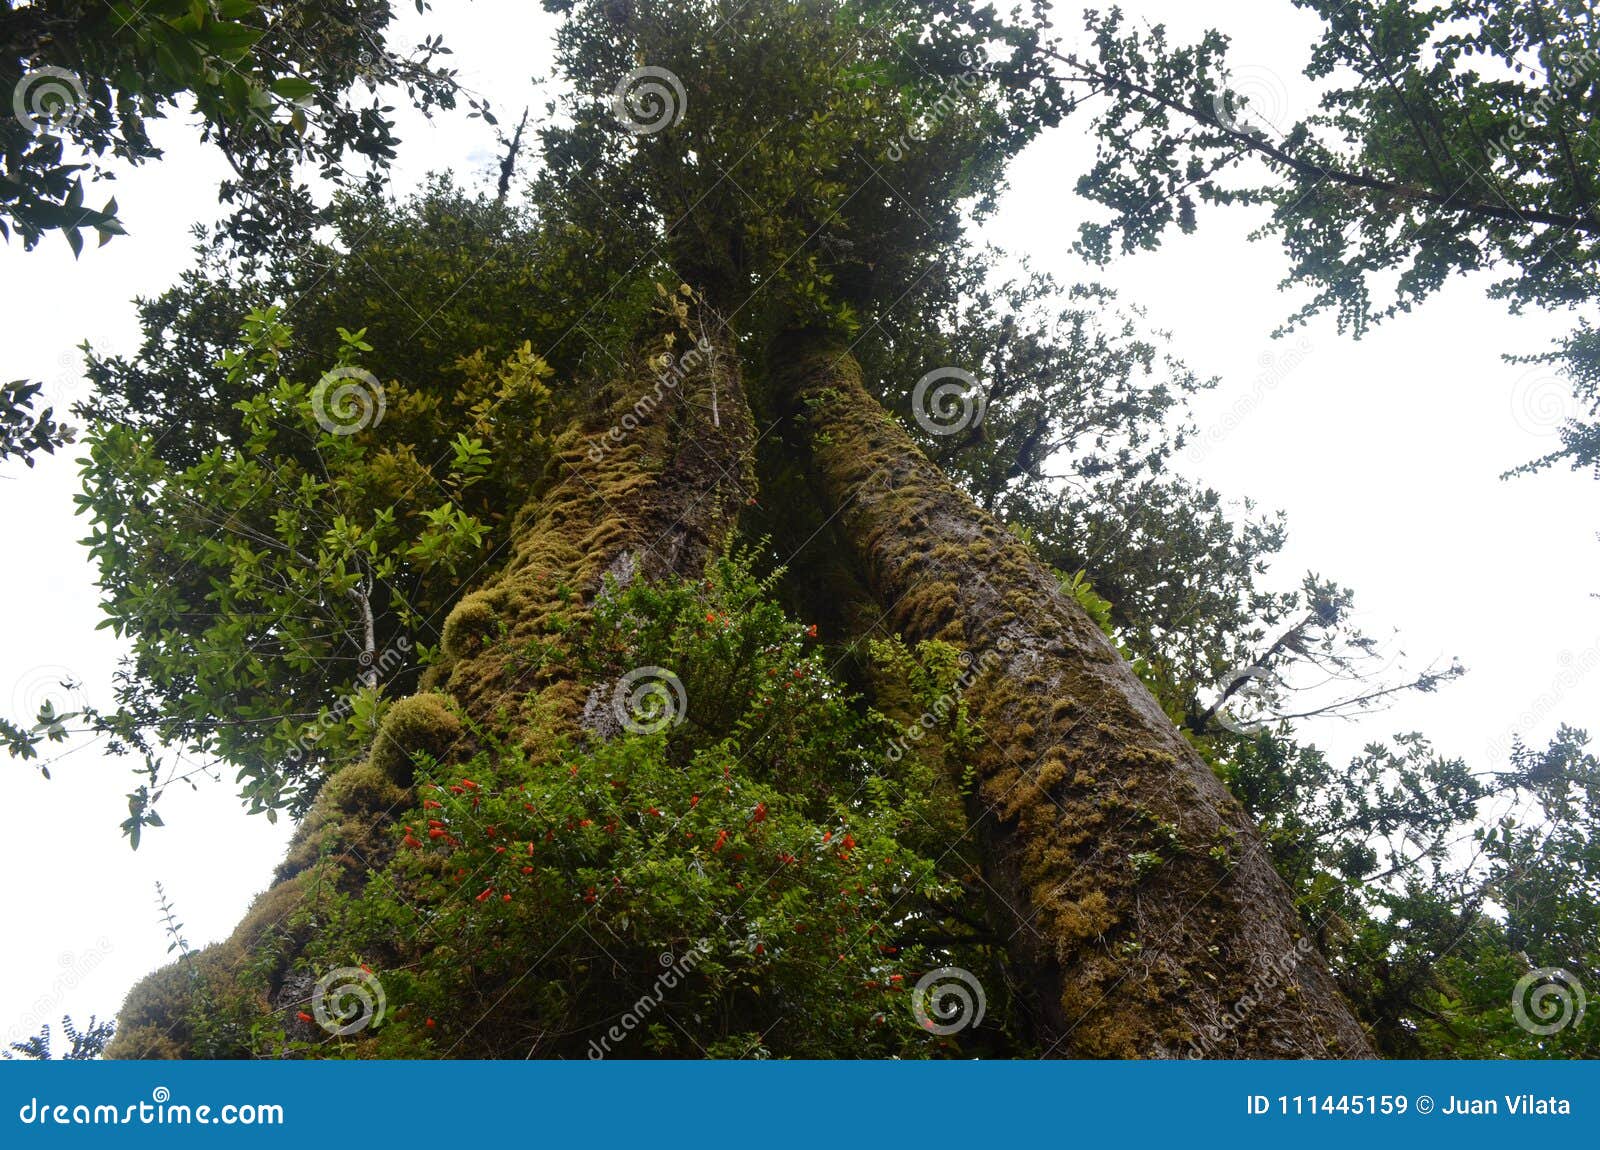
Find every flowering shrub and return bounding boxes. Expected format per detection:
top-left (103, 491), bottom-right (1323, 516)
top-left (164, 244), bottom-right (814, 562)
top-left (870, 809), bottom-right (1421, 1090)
top-left (283, 550), bottom-right (1027, 1057)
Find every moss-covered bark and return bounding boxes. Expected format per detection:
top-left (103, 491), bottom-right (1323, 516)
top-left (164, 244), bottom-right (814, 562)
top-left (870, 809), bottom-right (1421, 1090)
top-left (775, 332), bottom-right (1374, 1059)
top-left (108, 320), bottom-right (754, 1059)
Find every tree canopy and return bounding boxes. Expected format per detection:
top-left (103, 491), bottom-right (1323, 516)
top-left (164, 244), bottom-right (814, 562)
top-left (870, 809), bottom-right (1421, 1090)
top-left (5, 0), bottom-right (1594, 1061)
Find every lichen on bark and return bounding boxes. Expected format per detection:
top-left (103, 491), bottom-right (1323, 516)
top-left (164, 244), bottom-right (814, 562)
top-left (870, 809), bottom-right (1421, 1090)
top-left (108, 315), bottom-right (754, 1059)
top-left (772, 331), bottom-right (1374, 1059)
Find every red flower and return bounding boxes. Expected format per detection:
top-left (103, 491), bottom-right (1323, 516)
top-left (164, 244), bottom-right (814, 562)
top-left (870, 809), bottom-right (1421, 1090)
top-left (502, 893), bottom-right (512, 903)
top-left (842, 833), bottom-right (856, 850)
top-left (713, 829), bottom-right (729, 853)
top-left (423, 799), bottom-right (442, 810)
top-left (751, 802), bottom-right (768, 824)
top-left (690, 794), bottom-right (700, 807)
top-left (647, 806), bottom-right (661, 817)
top-left (805, 624), bottom-right (818, 638)
top-left (460, 779), bottom-right (479, 790)
top-left (822, 831), bottom-right (832, 844)
top-left (521, 865), bottom-right (534, 874)
top-left (296, 1011), bottom-right (313, 1023)
top-left (428, 828), bottom-right (445, 840)
top-left (476, 888), bottom-right (494, 902)
top-left (425, 1018), bottom-right (436, 1029)
top-left (889, 973), bottom-right (904, 985)
top-left (754, 943), bottom-right (765, 955)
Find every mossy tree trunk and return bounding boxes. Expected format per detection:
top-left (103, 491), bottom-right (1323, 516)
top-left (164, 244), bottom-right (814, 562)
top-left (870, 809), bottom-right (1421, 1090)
top-left (110, 308), bottom-right (1373, 1060)
top-left (108, 321), bottom-right (754, 1059)
top-left (774, 332), bottom-right (1374, 1058)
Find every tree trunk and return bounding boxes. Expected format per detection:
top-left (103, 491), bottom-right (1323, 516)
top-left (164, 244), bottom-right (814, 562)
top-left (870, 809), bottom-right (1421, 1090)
top-left (774, 332), bottom-right (1374, 1058)
top-left (107, 320), bottom-right (754, 1059)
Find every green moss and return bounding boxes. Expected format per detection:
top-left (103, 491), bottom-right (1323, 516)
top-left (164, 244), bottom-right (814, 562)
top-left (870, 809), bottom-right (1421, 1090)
top-left (774, 334), bottom-right (1370, 1059)
top-left (369, 693), bottom-right (464, 785)
top-left (117, 318), bottom-right (761, 1060)
top-left (439, 590), bottom-right (505, 660)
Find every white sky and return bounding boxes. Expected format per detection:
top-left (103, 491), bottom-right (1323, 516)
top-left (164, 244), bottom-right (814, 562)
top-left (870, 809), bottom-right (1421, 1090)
top-left (2, 1), bottom-right (1595, 1048)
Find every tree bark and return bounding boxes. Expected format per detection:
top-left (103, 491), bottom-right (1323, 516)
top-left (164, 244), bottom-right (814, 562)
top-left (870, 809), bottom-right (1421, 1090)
top-left (108, 320), bottom-right (753, 1059)
top-left (774, 332), bottom-right (1374, 1058)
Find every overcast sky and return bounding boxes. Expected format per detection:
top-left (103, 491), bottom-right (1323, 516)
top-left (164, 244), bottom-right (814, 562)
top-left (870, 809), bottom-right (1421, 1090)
top-left (2, 0), bottom-right (1595, 1048)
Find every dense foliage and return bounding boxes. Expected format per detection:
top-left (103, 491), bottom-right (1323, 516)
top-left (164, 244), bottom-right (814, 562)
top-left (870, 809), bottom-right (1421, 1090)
top-left (6, 0), bottom-right (1594, 1060)
top-left (1025, 0), bottom-right (1600, 474)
